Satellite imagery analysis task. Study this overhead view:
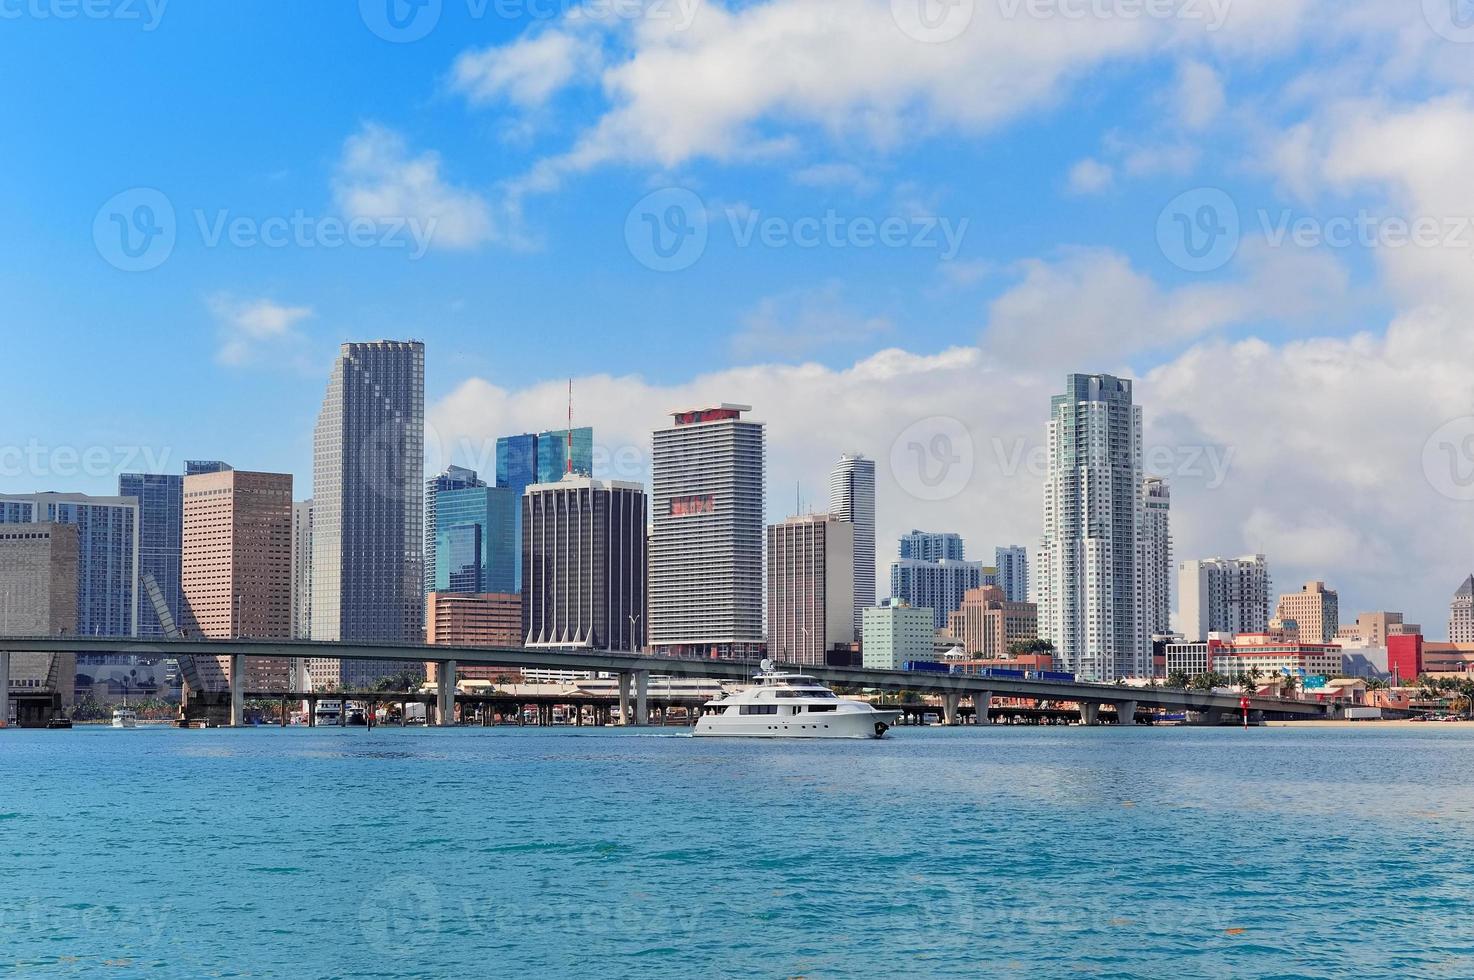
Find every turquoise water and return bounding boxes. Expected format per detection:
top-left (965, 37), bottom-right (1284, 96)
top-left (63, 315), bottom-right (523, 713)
top-left (5, 725), bottom-right (1474, 977)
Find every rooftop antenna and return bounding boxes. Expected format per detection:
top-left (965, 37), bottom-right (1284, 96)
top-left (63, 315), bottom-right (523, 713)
top-left (566, 378), bottom-right (574, 476)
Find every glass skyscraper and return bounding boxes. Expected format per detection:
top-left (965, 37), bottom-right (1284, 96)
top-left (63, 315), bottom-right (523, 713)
top-left (0, 492), bottom-right (140, 637)
top-left (899, 530), bottom-right (965, 562)
top-left (495, 426), bottom-right (593, 589)
top-left (119, 473), bottom-right (183, 638)
top-left (434, 486), bottom-right (517, 594)
top-left (311, 340), bottom-right (425, 689)
top-left (424, 465), bottom-right (485, 594)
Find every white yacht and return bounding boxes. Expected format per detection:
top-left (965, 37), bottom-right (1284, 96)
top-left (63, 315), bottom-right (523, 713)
top-left (693, 662), bottom-right (901, 739)
top-left (111, 707), bottom-right (138, 729)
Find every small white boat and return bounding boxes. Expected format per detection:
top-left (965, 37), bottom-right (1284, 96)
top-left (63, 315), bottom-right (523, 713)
top-left (111, 707), bottom-right (138, 729)
top-left (693, 661), bottom-right (901, 739)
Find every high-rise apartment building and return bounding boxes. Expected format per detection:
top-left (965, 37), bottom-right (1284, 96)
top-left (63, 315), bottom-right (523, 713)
top-left (889, 558), bottom-right (989, 630)
top-left (311, 340), bottom-right (425, 689)
top-left (1038, 373), bottom-right (1145, 681)
top-left (1450, 576), bottom-right (1474, 643)
top-left (1272, 581), bottom-right (1340, 645)
top-left (862, 599), bottom-right (935, 670)
top-left (828, 453), bottom-right (875, 641)
top-left (899, 529), bottom-right (964, 562)
top-left (648, 405), bottom-right (765, 658)
top-left (995, 546), bottom-right (1029, 604)
top-left (767, 513), bottom-right (855, 666)
top-left (946, 585), bottom-right (1037, 658)
top-left (496, 428), bottom-right (594, 591)
top-left (1177, 555), bottom-right (1272, 642)
top-left (0, 493), bottom-right (139, 637)
top-left (1139, 477), bottom-right (1172, 638)
top-left (522, 476), bottom-right (646, 652)
top-left (291, 499), bottom-right (313, 640)
top-left (434, 486), bottom-right (517, 594)
top-left (424, 465), bottom-right (485, 594)
top-left (118, 473), bottom-right (183, 638)
top-left (182, 469), bottom-right (293, 691)
top-left (0, 523), bottom-right (80, 716)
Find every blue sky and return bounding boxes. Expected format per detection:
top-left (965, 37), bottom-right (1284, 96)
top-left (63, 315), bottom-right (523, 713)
top-left (6, 0), bottom-right (1474, 630)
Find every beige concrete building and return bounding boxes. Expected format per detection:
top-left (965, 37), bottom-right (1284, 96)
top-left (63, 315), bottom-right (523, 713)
top-left (0, 523), bottom-right (80, 719)
top-left (766, 513), bottom-right (854, 666)
top-left (1272, 581), bottom-right (1339, 645)
top-left (946, 585), bottom-right (1038, 658)
top-left (426, 592), bottom-right (523, 683)
top-left (1334, 611), bottom-right (1418, 649)
top-left (182, 469), bottom-right (293, 692)
top-left (1450, 576), bottom-right (1474, 643)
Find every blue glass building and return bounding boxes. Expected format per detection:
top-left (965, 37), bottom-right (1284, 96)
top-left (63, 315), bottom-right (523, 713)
top-left (434, 486), bottom-right (517, 594)
top-left (424, 465), bottom-right (486, 594)
top-left (495, 427), bottom-right (593, 588)
top-left (119, 473), bottom-right (184, 637)
top-left (0, 492), bottom-right (139, 636)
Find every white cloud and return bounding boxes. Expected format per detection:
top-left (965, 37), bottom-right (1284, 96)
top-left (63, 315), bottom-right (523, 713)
top-left (332, 123), bottom-right (496, 250)
top-left (209, 296), bottom-right (313, 366)
top-left (1174, 60), bottom-right (1225, 130)
top-left (451, 30), bottom-right (603, 109)
top-left (791, 162), bottom-right (878, 195)
top-left (1066, 157), bottom-right (1114, 195)
top-left (730, 282), bottom-right (892, 359)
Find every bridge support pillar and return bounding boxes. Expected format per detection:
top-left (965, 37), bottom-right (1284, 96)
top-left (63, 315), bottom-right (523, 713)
top-left (941, 693), bottom-right (961, 726)
top-left (437, 660), bottom-right (456, 727)
top-left (1114, 700), bottom-right (1138, 726)
top-left (635, 670), bottom-right (650, 727)
top-left (974, 690), bottom-right (992, 725)
top-left (1079, 702), bottom-right (1100, 726)
top-left (618, 673), bottom-right (632, 726)
top-left (0, 650), bottom-right (9, 729)
top-left (229, 654), bottom-right (245, 728)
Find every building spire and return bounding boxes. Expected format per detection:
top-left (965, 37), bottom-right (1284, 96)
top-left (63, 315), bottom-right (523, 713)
top-left (566, 378), bottom-right (574, 476)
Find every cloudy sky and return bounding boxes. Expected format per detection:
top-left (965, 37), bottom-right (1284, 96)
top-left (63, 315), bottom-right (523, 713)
top-left (6, 0), bottom-right (1474, 632)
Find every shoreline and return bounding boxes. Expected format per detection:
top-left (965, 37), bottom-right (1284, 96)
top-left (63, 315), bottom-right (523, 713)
top-left (1264, 718), bottom-right (1473, 728)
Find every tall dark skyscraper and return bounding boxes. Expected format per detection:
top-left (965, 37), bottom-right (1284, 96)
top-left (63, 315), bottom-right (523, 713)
top-left (496, 426), bottom-right (593, 590)
top-left (310, 340), bottom-right (425, 689)
top-left (119, 473), bottom-right (183, 638)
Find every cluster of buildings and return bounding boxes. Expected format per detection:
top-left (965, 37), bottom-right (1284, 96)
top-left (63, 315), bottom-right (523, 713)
top-left (5, 357), bottom-right (1474, 721)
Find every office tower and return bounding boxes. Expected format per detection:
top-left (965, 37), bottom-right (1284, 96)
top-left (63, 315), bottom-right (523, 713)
top-left (1335, 611), bottom-right (1418, 648)
top-left (182, 469), bottom-right (293, 691)
top-left (118, 473), bottom-right (183, 638)
top-left (828, 453), bottom-right (875, 640)
top-left (1039, 373), bottom-right (1145, 681)
top-left (0, 492), bottom-right (139, 637)
top-left (522, 476), bottom-right (647, 651)
top-left (425, 591), bottom-right (524, 683)
top-left (496, 428), bottom-right (593, 590)
top-left (995, 545), bottom-right (1029, 604)
top-left (311, 340), bottom-right (425, 689)
top-left (1451, 576), bottom-right (1474, 643)
top-left (424, 465), bottom-right (485, 595)
top-left (649, 404), bottom-right (765, 657)
top-left (899, 529), bottom-right (964, 562)
top-left (862, 599), bottom-right (935, 670)
top-left (889, 558), bottom-right (988, 630)
top-left (1272, 581), bottom-right (1340, 644)
top-left (946, 585), bottom-right (1038, 658)
top-left (767, 513), bottom-right (855, 666)
top-left (184, 460), bottom-right (232, 476)
top-left (291, 499), bottom-right (313, 640)
top-left (1139, 477), bottom-right (1172, 638)
top-left (0, 523), bottom-right (80, 716)
top-left (1177, 555), bottom-right (1272, 641)
top-left (434, 486), bottom-right (517, 594)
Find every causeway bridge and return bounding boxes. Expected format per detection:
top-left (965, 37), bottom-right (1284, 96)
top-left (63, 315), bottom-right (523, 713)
top-left (0, 635), bottom-right (1331, 728)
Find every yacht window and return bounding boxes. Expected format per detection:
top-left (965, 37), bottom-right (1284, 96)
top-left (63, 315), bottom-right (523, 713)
top-left (740, 705), bottom-right (778, 715)
top-left (806, 704), bottom-right (837, 712)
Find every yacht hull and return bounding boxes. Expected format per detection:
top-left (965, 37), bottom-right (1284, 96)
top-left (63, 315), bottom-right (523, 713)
top-left (693, 710), bottom-right (901, 739)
